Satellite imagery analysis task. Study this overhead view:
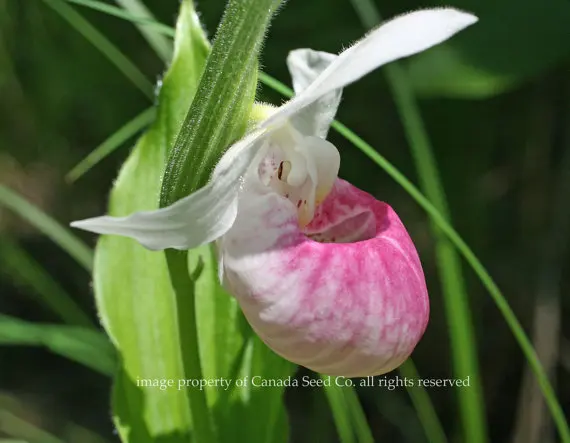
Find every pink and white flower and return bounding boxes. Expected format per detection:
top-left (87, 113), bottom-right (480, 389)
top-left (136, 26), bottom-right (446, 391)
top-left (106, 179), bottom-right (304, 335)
top-left (72, 9), bottom-right (477, 376)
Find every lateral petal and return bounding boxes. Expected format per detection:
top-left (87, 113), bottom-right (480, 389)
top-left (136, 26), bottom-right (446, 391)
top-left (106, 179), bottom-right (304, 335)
top-left (71, 129), bottom-right (268, 250)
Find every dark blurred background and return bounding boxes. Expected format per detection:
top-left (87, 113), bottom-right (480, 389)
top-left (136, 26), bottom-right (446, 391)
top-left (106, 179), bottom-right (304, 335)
top-left (1, 0), bottom-right (569, 442)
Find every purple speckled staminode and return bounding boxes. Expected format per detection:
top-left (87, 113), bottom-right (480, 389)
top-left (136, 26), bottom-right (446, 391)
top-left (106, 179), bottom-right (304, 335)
top-left (221, 179), bottom-right (429, 376)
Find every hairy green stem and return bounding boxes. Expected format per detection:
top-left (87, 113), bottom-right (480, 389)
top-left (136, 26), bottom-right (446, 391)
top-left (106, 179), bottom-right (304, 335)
top-left (160, 0), bottom-right (281, 204)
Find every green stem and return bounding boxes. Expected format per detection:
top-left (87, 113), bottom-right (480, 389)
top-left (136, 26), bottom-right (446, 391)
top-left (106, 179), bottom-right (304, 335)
top-left (348, 3), bottom-right (487, 442)
top-left (165, 249), bottom-right (216, 443)
top-left (159, 2), bottom-right (281, 443)
top-left (343, 387), bottom-right (375, 443)
top-left (160, 0), bottom-right (281, 205)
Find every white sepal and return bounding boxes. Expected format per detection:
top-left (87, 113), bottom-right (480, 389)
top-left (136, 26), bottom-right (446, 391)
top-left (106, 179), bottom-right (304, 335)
top-left (287, 49), bottom-right (341, 139)
top-left (72, 129), bottom-right (268, 250)
top-left (262, 8), bottom-right (477, 130)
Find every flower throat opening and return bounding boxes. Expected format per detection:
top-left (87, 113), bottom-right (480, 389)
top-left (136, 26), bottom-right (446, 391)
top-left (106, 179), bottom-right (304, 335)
top-left (304, 210), bottom-right (376, 244)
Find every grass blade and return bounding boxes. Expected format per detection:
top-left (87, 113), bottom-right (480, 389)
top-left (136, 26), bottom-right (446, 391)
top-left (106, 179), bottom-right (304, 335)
top-left (0, 314), bottom-right (115, 375)
top-left (0, 238), bottom-right (94, 328)
top-left (399, 360), bottom-right (448, 443)
top-left (0, 409), bottom-right (63, 443)
top-left (112, 0), bottom-right (173, 62)
top-left (323, 383), bottom-right (355, 443)
top-left (0, 185), bottom-right (93, 271)
top-left (342, 386), bottom-right (375, 443)
top-left (327, 118), bottom-right (570, 443)
top-left (66, 107), bottom-right (155, 182)
top-left (347, 2), bottom-right (486, 441)
top-left (65, 0), bottom-right (175, 38)
top-left (42, 0), bottom-right (154, 99)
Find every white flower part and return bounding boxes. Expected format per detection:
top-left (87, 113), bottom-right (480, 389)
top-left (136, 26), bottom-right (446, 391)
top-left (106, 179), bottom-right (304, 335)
top-left (71, 8), bottom-right (478, 250)
top-left (287, 49), bottom-right (341, 139)
top-left (247, 123), bottom-right (340, 226)
top-left (262, 8), bottom-right (478, 129)
top-left (71, 129), bottom-right (269, 250)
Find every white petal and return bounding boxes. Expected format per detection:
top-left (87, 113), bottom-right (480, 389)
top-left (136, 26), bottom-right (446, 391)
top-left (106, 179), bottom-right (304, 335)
top-left (262, 8), bottom-right (477, 129)
top-left (71, 129), bottom-right (268, 250)
top-left (288, 50), bottom-right (338, 93)
top-left (287, 49), bottom-right (342, 139)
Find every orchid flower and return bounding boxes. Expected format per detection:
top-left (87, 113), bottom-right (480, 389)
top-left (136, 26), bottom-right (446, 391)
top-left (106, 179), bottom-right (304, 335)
top-left (72, 9), bottom-right (477, 377)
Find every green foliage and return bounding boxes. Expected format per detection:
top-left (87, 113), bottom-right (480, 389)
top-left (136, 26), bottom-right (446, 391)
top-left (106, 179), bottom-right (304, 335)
top-left (192, 245), bottom-right (295, 443)
top-left (399, 361), bottom-right (448, 443)
top-left (66, 107), bottom-right (155, 182)
top-left (324, 384), bottom-right (356, 443)
top-left (159, 0), bottom-right (278, 204)
top-left (406, 0), bottom-right (570, 97)
top-left (66, 0), bottom-right (176, 41)
top-left (0, 238), bottom-right (94, 328)
top-left (0, 408), bottom-right (64, 443)
top-left (93, 1), bottom-right (208, 440)
top-left (0, 314), bottom-right (114, 376)
top-left (42, 0), bottom-right (154, 99)
top-left (0, 185), bottom-right (93, 271)
top-left (91, 1), bottom-right (294, 442)
top-left (113, 0), bottom-right (173, 63)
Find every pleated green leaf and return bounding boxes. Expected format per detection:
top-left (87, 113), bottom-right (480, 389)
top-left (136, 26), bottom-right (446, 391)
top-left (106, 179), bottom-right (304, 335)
top-left (92, 1), bottom-right (208, 441)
